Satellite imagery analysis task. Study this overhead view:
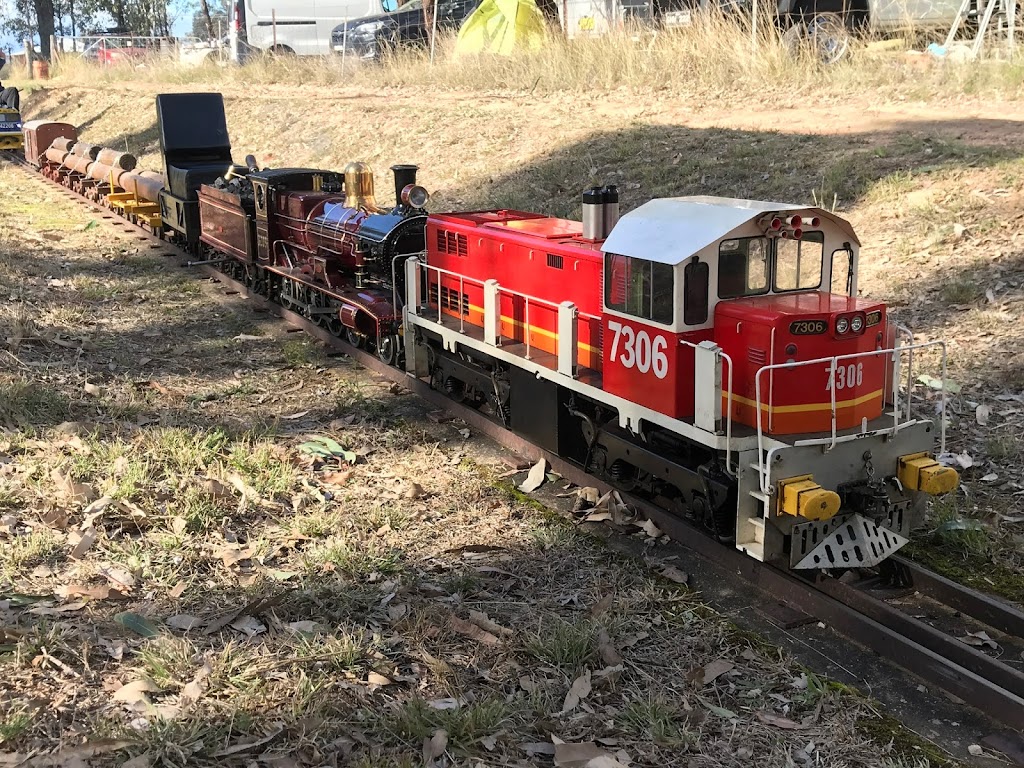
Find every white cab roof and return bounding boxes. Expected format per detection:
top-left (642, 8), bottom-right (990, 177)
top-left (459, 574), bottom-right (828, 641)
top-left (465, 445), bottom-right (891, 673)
top-left (601, 196), bottom-right (860, 265)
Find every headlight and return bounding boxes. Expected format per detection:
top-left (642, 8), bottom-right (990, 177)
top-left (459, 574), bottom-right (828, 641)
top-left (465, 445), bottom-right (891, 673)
top-left (850, 315), bottom-right (864, 332)
top-left (353, 20), bottom-right (385, 35)
top-left (401, 184), bottom-right (429, 208)
top-left (836, 317), bottom-right (849, 334)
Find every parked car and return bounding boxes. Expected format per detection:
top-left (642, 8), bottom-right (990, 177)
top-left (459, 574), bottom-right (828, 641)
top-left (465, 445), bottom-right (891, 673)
top-left (229, 0), bottom-right (389, 58)
top-left (81, 36), bottom-right (164, 64)
top-left (331, 0), bottom-right (480, 60)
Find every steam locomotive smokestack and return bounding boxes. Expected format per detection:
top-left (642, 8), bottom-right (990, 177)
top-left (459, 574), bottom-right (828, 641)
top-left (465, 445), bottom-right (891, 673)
top-left (391, 164), bottom-right (419, 207)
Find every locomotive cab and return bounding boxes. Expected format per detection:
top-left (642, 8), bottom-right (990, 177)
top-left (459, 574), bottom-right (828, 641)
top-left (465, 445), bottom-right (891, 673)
top-left (599, 197), bottom-right (875, 437)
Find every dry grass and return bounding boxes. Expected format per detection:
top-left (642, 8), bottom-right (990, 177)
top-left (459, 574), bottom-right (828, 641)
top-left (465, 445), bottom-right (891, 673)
top-left (21, 13), bottom-right (1024, 101)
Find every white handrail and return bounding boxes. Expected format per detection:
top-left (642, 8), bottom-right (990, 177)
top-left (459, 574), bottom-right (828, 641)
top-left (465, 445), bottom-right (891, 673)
top-left (678, 339), bottom-right (736, 477)
top-left (753, 339), bottom-right (948, 494)
top-left (416, 261), bottom-right (599, 372)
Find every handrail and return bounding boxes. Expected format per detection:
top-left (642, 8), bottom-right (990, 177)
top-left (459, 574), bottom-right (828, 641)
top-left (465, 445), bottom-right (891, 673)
top-left (416, 260), bottom-right (597, 372)
top-left (753, 339), bottom-right (948, 494)
top-left (678, 339), bottom-right (736, 477)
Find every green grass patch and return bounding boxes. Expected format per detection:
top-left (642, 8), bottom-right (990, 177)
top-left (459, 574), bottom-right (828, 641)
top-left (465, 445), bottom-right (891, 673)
top-left (524, 617), bottom-right (596, 670)
top-left (381, 697), bottom-right (519, 751)
top-left (0, 381), bottom-right (72, 428)
top-left (617, 697), bottom-right (691, 746)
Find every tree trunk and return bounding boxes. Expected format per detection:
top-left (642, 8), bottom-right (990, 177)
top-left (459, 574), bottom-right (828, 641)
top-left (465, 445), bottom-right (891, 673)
top-left (34, 0), bottom-right (55, 59)
top-left (199, 0), bottom-right (215, 37)
top-left (114, 0), bottom-right (126, 30)
top-left (423, 0), bottom-right (434, 46)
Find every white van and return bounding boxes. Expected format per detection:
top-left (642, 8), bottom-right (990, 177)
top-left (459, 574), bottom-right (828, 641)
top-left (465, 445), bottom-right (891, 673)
top-left (229, 0), bottom-right (390, 57)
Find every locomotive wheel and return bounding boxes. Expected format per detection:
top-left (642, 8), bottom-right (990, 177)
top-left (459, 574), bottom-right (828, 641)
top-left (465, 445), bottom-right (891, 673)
top-left (377, 335), bottom-right (399, 366)
top-left (691, 493), bottom-right (713, 530)
top-left (346, 328), bottom-right (365, 348)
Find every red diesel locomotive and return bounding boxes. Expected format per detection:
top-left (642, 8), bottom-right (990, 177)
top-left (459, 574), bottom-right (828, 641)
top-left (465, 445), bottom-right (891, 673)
top-left (19, 91), bottom-right (959, 572)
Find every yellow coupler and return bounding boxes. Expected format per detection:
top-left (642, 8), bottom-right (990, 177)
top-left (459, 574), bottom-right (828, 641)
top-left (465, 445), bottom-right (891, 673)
top-left (778, 475), bottom-right (841, 521)
top-left (897, 452), bottom-right (959, 495)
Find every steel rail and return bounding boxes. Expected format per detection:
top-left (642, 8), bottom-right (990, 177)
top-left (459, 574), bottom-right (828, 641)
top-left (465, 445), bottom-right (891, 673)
top-left (891, 554), bottom-right (1024, 638)
top-left (5, 151), bottom-right (1024, 731)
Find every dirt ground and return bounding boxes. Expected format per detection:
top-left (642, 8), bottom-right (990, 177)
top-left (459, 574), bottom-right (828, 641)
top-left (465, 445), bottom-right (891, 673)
top-left (1, 79), bottom-right (1022, 765)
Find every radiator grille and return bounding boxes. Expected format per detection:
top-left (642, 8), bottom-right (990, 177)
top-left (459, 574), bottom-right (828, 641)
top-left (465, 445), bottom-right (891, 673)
top-left (429, 284), bottom-right (470, 316)
top-left (436, 229), bottom-right (468, 256)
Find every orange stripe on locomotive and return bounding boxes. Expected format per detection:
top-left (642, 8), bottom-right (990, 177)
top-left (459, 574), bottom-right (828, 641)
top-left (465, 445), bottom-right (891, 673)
top-left (427, 211), bottom-right (604, 371)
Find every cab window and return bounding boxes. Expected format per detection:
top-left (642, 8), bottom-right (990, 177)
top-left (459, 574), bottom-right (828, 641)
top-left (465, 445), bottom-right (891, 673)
top-left (684, 257), bottom-right (709, 325)
top-left (718, 237), bottom-right (768, 299)
top-left (605, 253), bottom-right (674, 325)
top-left (774, 232), bottom-right (824, 292)
top-left (831, 247), bottom-right (853, 295)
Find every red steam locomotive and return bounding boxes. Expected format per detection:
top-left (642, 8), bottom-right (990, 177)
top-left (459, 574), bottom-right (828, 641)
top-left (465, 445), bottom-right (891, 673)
top-left (20, 91), bottom-right (959, 572)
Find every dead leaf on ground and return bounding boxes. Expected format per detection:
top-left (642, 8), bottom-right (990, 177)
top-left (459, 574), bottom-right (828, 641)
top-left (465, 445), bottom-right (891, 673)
top-left (422, 729), bottom-right (448, 764)
top-left (589, 593), bottom-right (614, 617)
top-left (322, 470), bottom-right (354, 487)
top-left (450, 614), bottom-right (500, 645)
top-left (468, 610), bottom-right (513, 636)
top-left (166, 614), bottom-right (203, 631)
top-left (112, 678), bottom-right (161, 704)
top-left (51, 468), bottom-right (97, 505)
top-left (211, 725), bottom-right (285, 757)
top-left (56, 584), bottom-right (127, 601)
top-left (229, 615), bottom-right (266, 637)
top-left (691, 659), bottom-right (735, 686)
top-left (640, 518), bottom-right (663, 538)
top-left (553, 741), bottom-right (626, 767)
top-left (367, 672), bottom-right (393, 688)
top-left (561, 669), bottom-right (593, 713)
top-left (976, 404), bottom-right (992, 425)
top-left (597, 628), bottom-right (622, 667)
top-left (756, 711), bottom-right (808, 730)
top-left (518, 458), bottom-right (548, 493)
top-left (69, 528), bottom-right (97, 559)
top-left (960, 630), bottom-right (999, 650)
top-left (659, 565), bottom-right (689, 585)
top-left (202, 478), bottom-right (234, 500)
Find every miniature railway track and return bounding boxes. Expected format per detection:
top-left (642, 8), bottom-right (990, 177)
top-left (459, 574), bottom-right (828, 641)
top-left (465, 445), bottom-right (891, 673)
top-left (6, 151), bottom-right (1024, 735)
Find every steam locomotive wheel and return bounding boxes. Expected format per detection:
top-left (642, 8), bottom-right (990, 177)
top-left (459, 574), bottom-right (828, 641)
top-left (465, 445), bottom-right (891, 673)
top-left (346, 329), bottom-right (365, 348)
top-left (377, 335), bottom-right (399, 366)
